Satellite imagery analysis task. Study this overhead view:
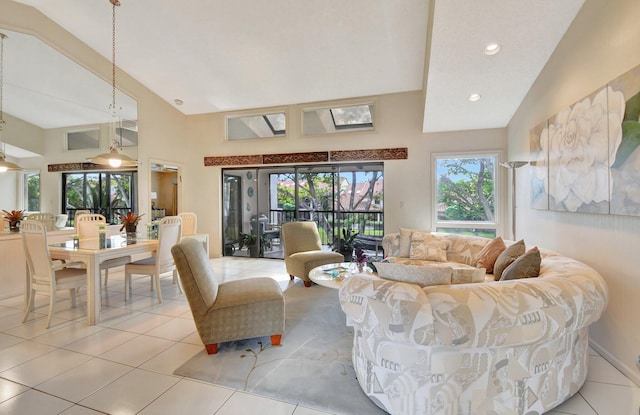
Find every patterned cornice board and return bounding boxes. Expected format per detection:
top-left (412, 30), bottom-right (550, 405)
top-left (262, 152), bottom-right (328, 164)
top-left (48, 162), bottom-right (135, 172)
top-left (204, 155), bottom-right (263, 166)
top-left (204, 147), bottom-right (408, 167)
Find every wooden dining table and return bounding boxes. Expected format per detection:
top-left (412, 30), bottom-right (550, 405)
top-left (48, 235), bottom-right (158, 325)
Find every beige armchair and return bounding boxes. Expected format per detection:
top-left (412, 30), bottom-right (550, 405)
top-left (171, 237), bottom-right (285, 354)
top-left (281, 221), bottom-right (344, 287)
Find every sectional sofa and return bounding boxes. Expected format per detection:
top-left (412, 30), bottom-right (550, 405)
top-left (339, 231), bottom-right (609, 415)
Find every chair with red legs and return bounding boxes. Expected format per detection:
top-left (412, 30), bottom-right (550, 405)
top-left (171, 237), bottom-right (284, 354)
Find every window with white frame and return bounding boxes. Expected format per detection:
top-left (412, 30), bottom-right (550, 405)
top-left (23, 171), bottom-right (40, 212)
top-left (433, 152), bottom-right (498, 237)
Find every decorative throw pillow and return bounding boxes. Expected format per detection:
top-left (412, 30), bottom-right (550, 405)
top-left (500, 247), bottom-right (541, 281)
top-left (398, 228), bottom-right (431, 258)
top-left (493, 239), bottom-right (526, 280)
top-left (409, 232), bottom-right (448, 262)
top-left (475, 236), bottom-right (507, 273)
top-left (375, 262), bottom-right (452, 287)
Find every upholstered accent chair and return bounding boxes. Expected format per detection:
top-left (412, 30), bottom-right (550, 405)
top-left (281, 221), bottom-right (344, 287)
top-left (22, 220), bottom-right (87, 328)
top-left (171, 237), bottom-right (285, 354)
top-left (75, 213), bottom-right (131, 286)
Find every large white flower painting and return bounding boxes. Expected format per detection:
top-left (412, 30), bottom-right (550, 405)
top-left (548, 86), bottom-right (624, 213)
top-left (530, 63), bottom-right (640, 216)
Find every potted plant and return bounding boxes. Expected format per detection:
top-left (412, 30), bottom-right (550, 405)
top-left (238, 232), bottom-right (258, 257)
top-left (238, 232), bottom-right (272, 257)
top-left (118, 211), bottom-right (144, 239)
top-left (2, 209), bottom-right (24, 232)
top-left (333, 228), bottom-right (360, 262)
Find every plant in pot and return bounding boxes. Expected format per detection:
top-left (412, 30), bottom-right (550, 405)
top-left (118, 211), bottom-right (144, 240)
top-left (238, 232), bottom-right (272, 257)
top-left (333, 228), bottom-right (360, 262)
top-left (2, 209), bottom-right (24, 232)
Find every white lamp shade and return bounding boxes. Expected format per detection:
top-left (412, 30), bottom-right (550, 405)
top-left (87, 147), bottom-right (137, 167)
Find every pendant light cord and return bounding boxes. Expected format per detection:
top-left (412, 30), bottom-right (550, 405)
top-left (0, 33), bottom-right (6, 132)
top-left (111, 1), bottom-right (118, 115)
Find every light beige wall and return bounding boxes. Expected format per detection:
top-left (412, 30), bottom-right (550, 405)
top-left (1, 0), bottom-right (187, 221)
top-left (508, 0), bottom-right (640, 384)
top-left (0, 113), bottom-right (43, 213)
top-left (184, 90), bottom-right (508, 257)
top-left (2, 113), bottom-right (45, 155)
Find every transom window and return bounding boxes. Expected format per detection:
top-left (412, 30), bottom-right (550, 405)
top-left (433, 153), bottom-right (498, 237)
top-left (330, 104), bottom-right (373, 130)
top-left (226, 112), bottom-right (287, 140)
top-left (66, 128), bottom-right (100, 150)
top-left (303, 102), bottom-right (375, 135)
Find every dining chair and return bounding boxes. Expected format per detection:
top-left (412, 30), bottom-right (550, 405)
top-left (27, 212), bottom-right (55, 231)
top-left (75, 213), bottom-right (131, 286)
top-left (178, 212), bottom-right (197, 236)
top-left (124, 216), bottom-right (182, 303)
top-left (22, 220), bottom-right (87, 328)
top-left (73, 209), bottom-right (90, 223)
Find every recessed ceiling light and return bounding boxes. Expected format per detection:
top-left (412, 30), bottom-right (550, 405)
top-left (174, 99), bottom-right (184, 106)
top-left (468, 94), bottom-right (481, 102)
top-left (484, 43), bottom-right (501, 55)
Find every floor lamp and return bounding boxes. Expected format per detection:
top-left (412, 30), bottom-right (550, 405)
top-left (500, 161), bottom-right (528, 240)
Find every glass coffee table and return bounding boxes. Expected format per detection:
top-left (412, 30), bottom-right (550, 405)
top-left (309, 262), bottom-right (373, 289)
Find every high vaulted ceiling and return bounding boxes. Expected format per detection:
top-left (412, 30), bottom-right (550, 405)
top-left (5, 0), bottom-right (585, 141)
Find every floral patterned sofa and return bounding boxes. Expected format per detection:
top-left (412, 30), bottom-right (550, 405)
top-left (338, 231), bottom-right (608, 415)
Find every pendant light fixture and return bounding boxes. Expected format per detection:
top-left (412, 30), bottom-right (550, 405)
top-left (0, 32), bottom-right (23, 173)
top-left (88, 0), bottom-right (137, 168)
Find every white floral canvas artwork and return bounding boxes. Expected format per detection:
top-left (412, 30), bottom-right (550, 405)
top-left (608, 65), bottom-right (640, 216)
top-left (530, 120), bottom-right (549, 210)
top-left (547, 86), bottom-right (624, 213)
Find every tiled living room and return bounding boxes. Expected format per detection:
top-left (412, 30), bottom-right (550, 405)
top-left (0, 259), bottom-right (638, 415)
top-left (2, 0), bottom-right (640, 414)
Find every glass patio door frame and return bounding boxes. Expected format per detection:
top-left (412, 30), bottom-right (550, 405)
top-left (221, 162), bottom-right (383, 258)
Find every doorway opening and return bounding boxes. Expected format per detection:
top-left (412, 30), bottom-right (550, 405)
top-left (150, 162), bottom-right (180, 220)
top-left (222, 163), bottom-right (384, 259)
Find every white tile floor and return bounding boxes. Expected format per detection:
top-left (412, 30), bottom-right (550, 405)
top-left (0, 256), bottom-right (637, 415)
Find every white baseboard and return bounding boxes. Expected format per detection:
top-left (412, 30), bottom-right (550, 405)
top-left (590, 338), bottom-right (640, 387)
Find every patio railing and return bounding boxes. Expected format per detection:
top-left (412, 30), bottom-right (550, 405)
top-left (268, 209), bottom-right (383, 246)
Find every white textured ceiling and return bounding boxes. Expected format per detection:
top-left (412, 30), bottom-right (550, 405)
top-left (3, 0), bottom-right (585, 153)
top-left (424, 0), bottom-right (585, 132)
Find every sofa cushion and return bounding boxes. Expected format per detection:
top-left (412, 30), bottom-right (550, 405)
top-left (410, 232), bottom-right (448, 261)
top-left (475, 236), bottom-right (507, 273)
top-left (375, 262), bottom-right (452, 287)
top-left (452, 266), bottom-right (486, 284)
top-left (398, 228), bottom-right (431, 257)
top-left (500, 247), bottom-right (541, 281)
top-left (436, 233), bottom-right (492, 266)
top-left (493, 239), bottom-right (526, 280)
